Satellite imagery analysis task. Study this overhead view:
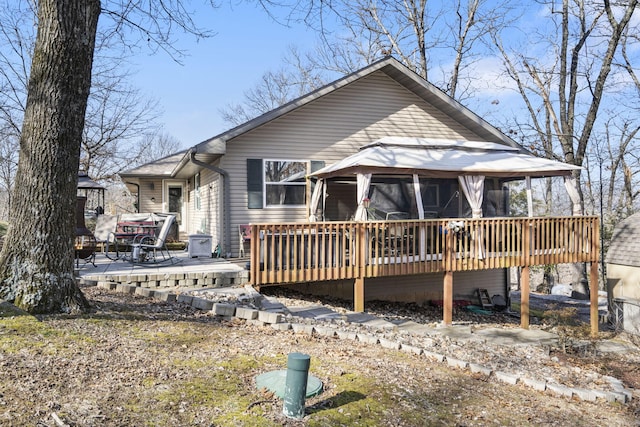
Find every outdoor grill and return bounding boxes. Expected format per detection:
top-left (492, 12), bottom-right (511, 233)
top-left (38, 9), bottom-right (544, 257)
top-left (75, 196), bottom-right (96, 263)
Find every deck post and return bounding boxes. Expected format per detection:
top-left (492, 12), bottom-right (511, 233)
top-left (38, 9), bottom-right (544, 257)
top-left (442, 223), bottom-right (455, 326)
top-left (353, 222), bottom-right (366, 313)
top-left (520, 218), bottom-right (532, 330)
top-left (443, 271), bottom-right (453, 326)
top-left (354, 278), bottom-right (365, 312)
top-left (520, 266), bottom-right (530, 329)
top-left (589, 217), bottom-right (600, 337)
top-left (250, 224), bottom-right (257, 286)
top-left (590, 261), bottom-right (599, 337)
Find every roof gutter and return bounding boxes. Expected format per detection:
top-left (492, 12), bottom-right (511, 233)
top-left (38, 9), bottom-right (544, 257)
top-left (190, 151), bottom-right (231, 257)
top-left (173, 150), bottom-right (193, 177)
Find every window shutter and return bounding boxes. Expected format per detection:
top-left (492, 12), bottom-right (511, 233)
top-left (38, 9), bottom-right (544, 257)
top-left (247, 159), bottom-right (263, 209)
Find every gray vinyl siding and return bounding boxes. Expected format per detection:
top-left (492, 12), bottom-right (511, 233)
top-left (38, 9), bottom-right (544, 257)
top-left (285, 269), bottom-right (507, 305)
top-left (221, 71), bottom-right (487, 257)
top-left (187, 168), bottom-right (222, 247)
top-left (208, 173), bottom-right (221, 250)
top-left (138, 179), bottom-right (164, 214)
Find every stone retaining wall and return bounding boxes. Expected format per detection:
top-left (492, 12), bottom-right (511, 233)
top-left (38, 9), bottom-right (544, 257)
top-left (80, 270), bottom-right (249, 289)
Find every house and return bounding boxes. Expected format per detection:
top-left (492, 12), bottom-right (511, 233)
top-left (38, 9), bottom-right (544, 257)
top-left (606, 213), bottom-right (640, 334)
top-left (120, 56), bottom-right (599, 331)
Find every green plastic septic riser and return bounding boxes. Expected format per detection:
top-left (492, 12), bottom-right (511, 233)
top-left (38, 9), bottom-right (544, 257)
top-left (283, 352), bottom-right (311, 419)
top-left (254, 370), bottom-right (323, 399)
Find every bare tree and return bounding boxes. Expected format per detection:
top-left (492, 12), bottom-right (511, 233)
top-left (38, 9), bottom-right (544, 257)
top-left (302, 0), bottom-right (516, 99)
top-left (0, 1), bottom-right (168, 199)
top-left (489, 0), bottom-right (640, 288)
top-left (81, 69), bottom-right (161, 181)
top-left (0, 3), bottom-right (32, 217)
top-left (222, 0), bottom-right (517, 125)
top-left (585, 118), bottom-right (640, 221)
top-left (220, 67), bottom-right (304, 126)
top-left (492, 0), bottom-right (639, 207)
top-left (135, 130), bottom-right (183, 166)
top-left (220, 46), bottom-right (328, 126)
top-left (0, 1), bottom-right (33, 137)
top-left (0, 133), bottom-right (18, 220)
top-left (0, 0), bottom-right (214, 314)
top-left (0, 0), bottom-right (100, 313)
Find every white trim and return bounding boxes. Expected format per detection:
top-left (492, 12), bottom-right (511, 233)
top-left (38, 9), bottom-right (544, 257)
top-left (526, 176), bottom-right (533, 218)
top-left (194, 172), bottom-right (202, 211)
top-left (162, 179), bottom-right (187, 235)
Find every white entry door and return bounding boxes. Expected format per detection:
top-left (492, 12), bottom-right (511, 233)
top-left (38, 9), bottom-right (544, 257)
top-left (164, 181), bottom-right (187, 234)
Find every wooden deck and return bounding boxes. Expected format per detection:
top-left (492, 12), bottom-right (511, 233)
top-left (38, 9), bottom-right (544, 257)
top-left (249, 216), bottom-right (600, 335)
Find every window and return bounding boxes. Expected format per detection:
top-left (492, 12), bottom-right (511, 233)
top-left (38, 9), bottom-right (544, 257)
top-left (195, 173), bottom-right (201, 211)
top-left (264, 160), bottom-right (307, 206)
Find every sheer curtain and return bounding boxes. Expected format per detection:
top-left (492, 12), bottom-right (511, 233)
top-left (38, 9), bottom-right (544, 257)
top-left (413, 174), bottom-right (427, 256)
top-left (413, 174), bottom-right (424, 219)
top-left (354, 173), bottom-right (372, 221)
top-left (458, 175), bottom-right (485, 258)
top-left (458, 175), bottom-right (485, 218)
top-left (309, 178), bottom-right (324, 221)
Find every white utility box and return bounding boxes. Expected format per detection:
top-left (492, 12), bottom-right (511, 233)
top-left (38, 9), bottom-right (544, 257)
top-left (188, 234), bottom-right (212, 258)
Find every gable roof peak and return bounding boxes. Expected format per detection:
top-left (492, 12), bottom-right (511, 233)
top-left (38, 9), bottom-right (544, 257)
top-left (192, 55), bottom-right (521, 155)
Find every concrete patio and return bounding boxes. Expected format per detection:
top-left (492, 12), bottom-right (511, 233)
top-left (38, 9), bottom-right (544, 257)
top-left (76, 250), bottom-right (249, 288)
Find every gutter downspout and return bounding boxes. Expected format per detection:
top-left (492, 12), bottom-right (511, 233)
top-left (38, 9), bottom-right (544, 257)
top-left (126, 182), bottom-right (140, 213)
top-left (190, 151), bottom-right (231, 257)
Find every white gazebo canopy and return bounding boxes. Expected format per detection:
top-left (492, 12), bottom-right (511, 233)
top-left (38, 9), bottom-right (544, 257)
top-left (309, 137), bottom-right (583, 220)
top-left (312, 137), bottom-right (581, 179)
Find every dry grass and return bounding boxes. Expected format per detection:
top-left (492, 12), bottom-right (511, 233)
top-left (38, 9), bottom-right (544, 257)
top-left (0, 286), bottom-right (639, 426)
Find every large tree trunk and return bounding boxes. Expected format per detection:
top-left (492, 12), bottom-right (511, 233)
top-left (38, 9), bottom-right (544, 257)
top-left (0, 0), bottom-right (100, 313)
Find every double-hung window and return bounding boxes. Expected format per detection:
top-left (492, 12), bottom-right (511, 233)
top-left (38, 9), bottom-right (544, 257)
top-left (264, 160), bottom-right (307, 207)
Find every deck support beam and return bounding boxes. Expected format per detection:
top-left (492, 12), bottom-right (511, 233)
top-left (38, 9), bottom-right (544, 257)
top-left (354, 278), bottom-right (365, 313)
top-left (443, 271), bottom-right (453, 326)
top-left (590, 261), bottom-right (599, 337)
top-left (353, 222), bottom-right (366, 313)
top-left (520, 266), bottom-right (530, 329)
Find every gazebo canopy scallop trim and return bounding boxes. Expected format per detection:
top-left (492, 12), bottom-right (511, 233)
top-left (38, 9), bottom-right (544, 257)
top-left (309, 137), bottom-right (583, 220)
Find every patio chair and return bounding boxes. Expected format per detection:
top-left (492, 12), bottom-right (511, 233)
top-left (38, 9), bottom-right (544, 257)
top-left (129, 214), bottom-right (180, 264)
top-left (93, 214), bottom-right (119, 260)
top-left (384, 212), bottom-right (412, 256)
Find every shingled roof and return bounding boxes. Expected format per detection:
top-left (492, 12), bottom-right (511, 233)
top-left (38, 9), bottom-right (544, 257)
top-left (607, 212), bottom-right (640, 267)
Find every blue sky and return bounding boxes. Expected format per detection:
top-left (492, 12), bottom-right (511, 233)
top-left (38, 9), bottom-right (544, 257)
top-left (131, 2), bottom-right (317, 148)
top-left (129, 1), bottom-right (537, 150)
top-left (127, 0), bottom-right (634, 158)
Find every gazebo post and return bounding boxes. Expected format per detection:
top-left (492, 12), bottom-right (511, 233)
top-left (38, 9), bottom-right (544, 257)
top-left (442, 228), bottom-right (454, 326)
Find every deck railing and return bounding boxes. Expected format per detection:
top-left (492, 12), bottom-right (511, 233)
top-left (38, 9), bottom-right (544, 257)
top-left (249, 216), bottom-right (600, 286)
